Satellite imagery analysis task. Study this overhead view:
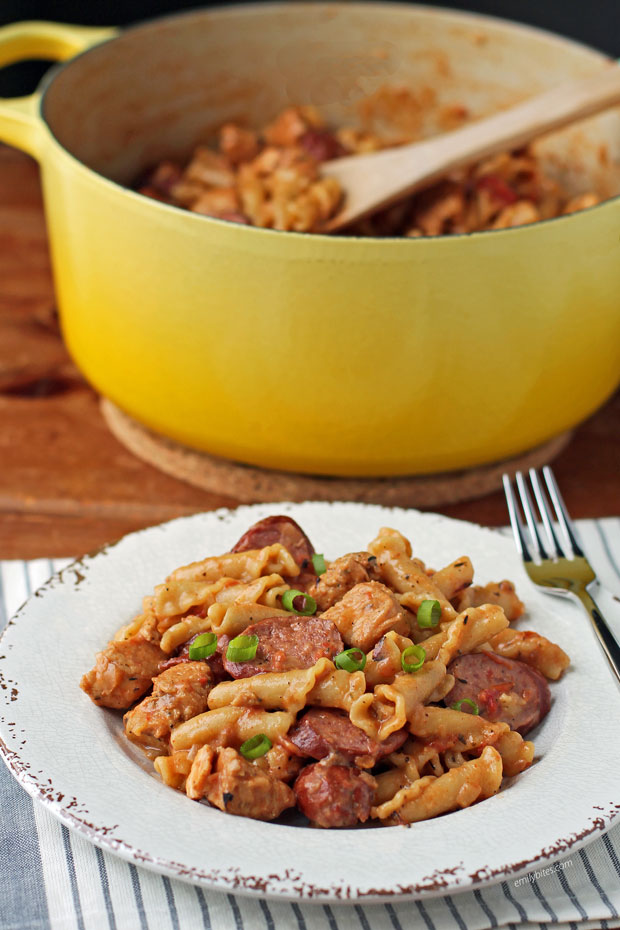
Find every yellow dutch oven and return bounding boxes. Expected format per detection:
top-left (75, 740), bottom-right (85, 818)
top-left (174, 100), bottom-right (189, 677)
top-left (0, 5), bottom-right (618, 477)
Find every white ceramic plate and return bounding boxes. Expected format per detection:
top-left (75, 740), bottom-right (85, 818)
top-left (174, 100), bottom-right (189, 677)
top-left (1, 502), bottom-right (619, 902)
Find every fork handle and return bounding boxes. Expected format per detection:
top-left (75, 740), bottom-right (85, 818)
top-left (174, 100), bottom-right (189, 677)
top-left (576, 589), bottom-right (620, 686)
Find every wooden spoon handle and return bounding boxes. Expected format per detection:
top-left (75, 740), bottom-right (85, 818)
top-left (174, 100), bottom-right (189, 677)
top-left (324, 65), bottom-right (620, 230)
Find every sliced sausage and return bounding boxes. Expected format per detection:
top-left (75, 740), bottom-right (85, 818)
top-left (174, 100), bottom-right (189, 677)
top-left (294, 760), bottom-right (375, 828)
top-left (222, 615), bottom-right (343, 679)
top-left (299, 129), bottom-right (348, 162)
top-left (287, 708), bottom-right (407, 765)
top-left (231, 515), bottom-right (314, 567)
top-left (159, 632), bottom-right (229, 683)
top-left (445, 653), bottom-right (550, 735)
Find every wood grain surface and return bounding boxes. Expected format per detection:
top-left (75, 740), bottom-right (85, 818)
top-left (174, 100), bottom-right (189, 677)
top-left (0, 146), bottom-right (618, 559)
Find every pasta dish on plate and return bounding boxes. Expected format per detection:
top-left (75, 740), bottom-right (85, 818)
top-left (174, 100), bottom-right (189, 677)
top-left (81, 515), bottom-right (569, 828)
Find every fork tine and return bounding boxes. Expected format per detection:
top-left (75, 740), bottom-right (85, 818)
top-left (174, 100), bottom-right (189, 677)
top-left (515, 471), bottom-right (547, 560)
top-left (542, 466), bottom-right (585, 558)
top-left (529, 468), bottom-right (564, 558)
top-left (502, 474), bottom-right (532, 562)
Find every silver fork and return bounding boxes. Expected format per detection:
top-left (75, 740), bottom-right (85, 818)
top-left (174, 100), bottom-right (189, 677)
top-left (503, 465), bottom-right (620, 686)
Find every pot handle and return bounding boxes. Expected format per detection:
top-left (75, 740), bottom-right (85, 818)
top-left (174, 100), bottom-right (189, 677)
top-left (0, 21), bottom-right (117, 158)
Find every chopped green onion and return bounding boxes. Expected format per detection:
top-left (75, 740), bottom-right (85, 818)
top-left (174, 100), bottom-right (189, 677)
top-left (188, 632), bottom-right (217, 660)
top-left (239, 734), bottom-right (272, 760)
top-left (401, 644), bottom-right (426, 673)
top-left (417, 599), bottom-right (441, 628)
top-left (311, 553), bottom-right (327, 575)
top-left (451, 699), bottom-right (479, 715)
top-left (282, 589), bottom-right (317, 615)
top-left (334, 648), bottom-right (367, 673)
top-left (226, 634), bottom-right (259, 662)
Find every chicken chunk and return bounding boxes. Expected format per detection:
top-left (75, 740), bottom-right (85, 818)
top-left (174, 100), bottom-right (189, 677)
top-left (190, 747), bottom-right (295, 820)
top-left (454, 580), bottom-right (524, 622)
top-left (309, 552), bottom-right (380, 611)
top-left (320, 581), bottom-right (411, 652)
top-left (124, 662), bottom-right (213, 753)
top-left (80, 637), bottom-right (165, 710)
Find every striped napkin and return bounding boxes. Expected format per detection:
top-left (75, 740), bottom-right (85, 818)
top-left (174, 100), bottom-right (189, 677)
top-left (2, 519), bottom-right (620, 930)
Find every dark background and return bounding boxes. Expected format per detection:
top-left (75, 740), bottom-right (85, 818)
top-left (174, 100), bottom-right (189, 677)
top-left (1, 0), bottom-right (619, 96)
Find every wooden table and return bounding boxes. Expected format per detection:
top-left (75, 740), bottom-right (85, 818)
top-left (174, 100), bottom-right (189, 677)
top-left (1, 146), bottom-right (618, 559)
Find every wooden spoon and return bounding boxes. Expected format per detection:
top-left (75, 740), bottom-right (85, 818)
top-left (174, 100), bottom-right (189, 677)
top-left (322, 66), bottom-right (620, 231)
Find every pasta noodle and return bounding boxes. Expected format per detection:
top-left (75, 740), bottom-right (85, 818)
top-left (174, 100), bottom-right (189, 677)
top-left (431, 557), bottom-right (474, 600)
top-left (373, 749), bottom-right (421, 804)
top-left (485, 629), bottom-right (570, 680)
top-left (209, 600), bottom-right (290, 638)
top-left (160, 614), bottom-right (211, 655)
top-left (407, 704), bottom-right (510, 753)
top-left (170, 707), bottom-right (295, 751)
top-left (154, 545), bottom-right (299, 617)
top-left (368, 528), bottom-right (456, 621)
top-left (420, 604), bottom-right (509, 663)
top-left (371, 746), bottom-right (503, 823)
top-left (207, 658), bottom-right (334, 714)
top-left (364, 631), bottom-right (414, 687)
top-left (305, 668), bottom-right (366, 712)
top-left (350, 660), bottom-right (448, 740)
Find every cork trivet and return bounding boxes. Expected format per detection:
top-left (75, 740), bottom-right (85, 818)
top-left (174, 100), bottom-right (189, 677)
top-left (101, 399), bottom-right (572, 508)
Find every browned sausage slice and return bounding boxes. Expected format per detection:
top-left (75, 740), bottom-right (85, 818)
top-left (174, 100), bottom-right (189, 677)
top-left (231, 515), bottom-right (314, 567)
top-left (222, 615), bottom-right (343, 679)
top-left (287, 708), bottom-right (407, 765)
top-left (445, 653), bottom-right (550, 735)
top-left (299, 129), bottom-right (348, 162)
top-left (294, 761), bottom-right (375, 828)
top-left (159, 632), bottom-right (229, 683)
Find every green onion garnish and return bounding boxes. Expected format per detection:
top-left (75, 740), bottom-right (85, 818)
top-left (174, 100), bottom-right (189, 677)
top-left (281, 589), bottom-right (317, 615)
top-left (334, 648), bottom-right (367, 673)
top-left (239, 734), bottom-right (272, 760)
top-left (417, 599), bottom-right (441, 628)
top-left (188, 632), bottom-right (217, 660)
top-left (401, 644), bottom-right (426, 673)
top-left (311, 553), bottom-right (327, 575)
top-left (451, 699), bottom-right (479, 715)
top-left (226, 634), bottom-right (259, 662)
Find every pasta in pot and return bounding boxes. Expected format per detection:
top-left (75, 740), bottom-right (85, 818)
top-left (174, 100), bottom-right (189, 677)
top-left (80, 515), bottom-right (569, 827)
top-left (135, 96), bottom-right (600, 235)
